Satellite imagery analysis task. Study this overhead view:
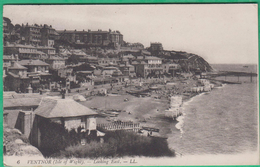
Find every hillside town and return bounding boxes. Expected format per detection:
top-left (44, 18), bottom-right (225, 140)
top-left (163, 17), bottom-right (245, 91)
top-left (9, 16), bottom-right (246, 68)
top-left (3, 17), bottom-right (214, 95)
top-left (3, 16), bottom-right (218, 158)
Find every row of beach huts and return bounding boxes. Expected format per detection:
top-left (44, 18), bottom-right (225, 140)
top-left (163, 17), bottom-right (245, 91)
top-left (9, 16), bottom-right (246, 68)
top-left (190, 79), bottom-right (215, 93)
top-left (165, 79), bottom-right (215, 120)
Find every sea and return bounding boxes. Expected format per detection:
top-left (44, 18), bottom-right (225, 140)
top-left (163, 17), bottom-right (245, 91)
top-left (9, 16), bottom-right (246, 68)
top-left (211, 64), bottom-right (258, 73)
top-left (167, 64), bottom-right (259, 156)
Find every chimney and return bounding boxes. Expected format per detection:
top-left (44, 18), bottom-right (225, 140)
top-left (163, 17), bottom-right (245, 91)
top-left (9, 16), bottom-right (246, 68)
top-left (15, 54), bottom-right (19, 61)
top-left (61, 89), bottom-right (66, 99)
top-left (11, 61), bottom-right (15, 67)
top-left (27, 84), bottom-right (33, 93)
top-left (22, 111), bottom-right (34, 138)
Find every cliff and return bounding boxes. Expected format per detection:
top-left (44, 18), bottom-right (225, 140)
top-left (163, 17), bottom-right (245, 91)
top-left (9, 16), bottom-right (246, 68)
top-left (162, 51), bottom-right (213, 72)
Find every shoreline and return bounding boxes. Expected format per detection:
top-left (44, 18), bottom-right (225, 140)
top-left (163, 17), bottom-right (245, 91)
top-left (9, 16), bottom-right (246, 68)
top-left (169, 84), bottom-right (218, 155)
top-left (169, 81), bottom-right (258, 156)
top-left (53, 77), bottom-right (229, 144)
top-left (80, 78), bottom-right (224, 129)
top-left (173, 83), bottom-right (227, 147)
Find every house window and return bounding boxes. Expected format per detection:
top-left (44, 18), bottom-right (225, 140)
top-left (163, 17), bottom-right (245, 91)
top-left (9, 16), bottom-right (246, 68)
top-left (80, 122), bottom-right (85, 128)
top-left (81, 117), bottom-right (85, 122)
top-left (81, 117), bottom-right (86, 129)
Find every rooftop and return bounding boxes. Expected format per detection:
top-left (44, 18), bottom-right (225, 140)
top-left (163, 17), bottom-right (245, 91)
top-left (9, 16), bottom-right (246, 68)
top-left (3, 55), bottom-right (15, 60)
top-left (77, 71), bottom-right (93, 74)
top-left (3, 91), bottom-right (17, 98)
top-left (57, 30), bottom-right (109, 34)
top-left (9, 62), bottom-right (27, 70)
top-left (4, 44), bottom-right (36, 49)
top-left (122, 55), bottom-right (135, 59)
top-left (60, 49), bottom-right (72, 55)
top-left (18, 60), bottom-right (49, 66)
top-left (36, 46), bottom-right (56, 50)
top-left (140, 61), bottom-right (147, 65)
top-left (103, 66), bottom-right (119, 70)
top-left (141, 50), bottom-right (151, 55)
top-left (34, 97), bottom-right (98, 118)
top-left (89, 30), bottom-right (109, 34)
top-left (98, 57), bottom-right (119, 60)
top-left (4, 98), bottom-right (41, 108)
top-left (145, 56), bottom-right (162, 60)
top-left (150, 42), bottom-right (162, 45)
top-left (167, 63), bottom-right (179, 66)
top-left (36, 51), bottom-right (47, 55)
top-left (136, 56), bottom-right (144, 60)
top-left (80, 56), bottom-right (98, 60)
top-left (70, 49), bottom-right (87, 56)
top-left (57, 30), bottom-right (87, 34)
top-left (7, 72), bottom-right (19, 78)
top-left (112, 70), bottom-right (123, 76)
top-left (131, 61), bottom-right (139, 65)
top-left (48, 56), bottom-right (66, 60)
top-left (119, 64), bottom-right (134, 67)
top-left (24, 24), bottom-right (42, 28)
top-left (27, 71), bottom-right (51, 76)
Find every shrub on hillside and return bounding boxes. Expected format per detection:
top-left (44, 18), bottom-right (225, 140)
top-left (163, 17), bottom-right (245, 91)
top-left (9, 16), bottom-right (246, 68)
top-left (56, 130), bottom-right (175, 158)
top-left (38, 119), bottom-right (84, 156)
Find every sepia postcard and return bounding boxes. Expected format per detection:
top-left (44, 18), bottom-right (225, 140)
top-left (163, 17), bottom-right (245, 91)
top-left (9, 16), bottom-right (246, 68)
top-left (2, 4), bottom-right (259, 166)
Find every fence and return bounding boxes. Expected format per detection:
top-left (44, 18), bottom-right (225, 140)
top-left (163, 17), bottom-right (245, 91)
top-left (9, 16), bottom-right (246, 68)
top-left (97, 121), bottom-right (140, 132)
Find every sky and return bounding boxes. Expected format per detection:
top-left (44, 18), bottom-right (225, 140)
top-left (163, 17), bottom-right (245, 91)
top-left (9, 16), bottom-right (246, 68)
top-left (3, 4), bottom-right (258, 64)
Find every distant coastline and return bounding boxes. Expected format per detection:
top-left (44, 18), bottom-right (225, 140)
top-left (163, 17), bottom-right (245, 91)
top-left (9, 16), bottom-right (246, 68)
top-left (210, 63), bottom-right (258, 74)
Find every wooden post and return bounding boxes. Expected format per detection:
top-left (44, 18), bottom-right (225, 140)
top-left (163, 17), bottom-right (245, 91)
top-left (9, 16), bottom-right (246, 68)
top-left (251, 72), bottom-right (253, 83)
top-left (105, 97), bottom-right (107, 109)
